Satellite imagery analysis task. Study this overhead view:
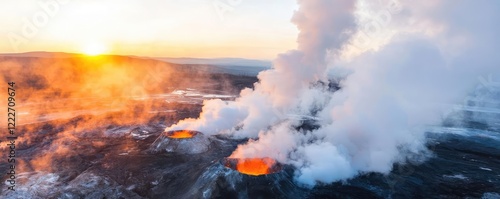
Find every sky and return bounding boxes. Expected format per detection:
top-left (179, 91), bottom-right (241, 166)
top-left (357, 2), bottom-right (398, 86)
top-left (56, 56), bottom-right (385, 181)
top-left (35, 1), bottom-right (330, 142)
top-left (0, 0), bottom-right (299, 59)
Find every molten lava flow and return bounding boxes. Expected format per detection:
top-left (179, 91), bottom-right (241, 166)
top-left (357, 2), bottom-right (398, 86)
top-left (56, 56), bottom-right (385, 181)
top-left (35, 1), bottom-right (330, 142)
top-left (223, 157), bottom-right (281, 176)
top-left (237, 158), bottom-right (275, 176)
top-left (166, 130), bottom-right (196, 139)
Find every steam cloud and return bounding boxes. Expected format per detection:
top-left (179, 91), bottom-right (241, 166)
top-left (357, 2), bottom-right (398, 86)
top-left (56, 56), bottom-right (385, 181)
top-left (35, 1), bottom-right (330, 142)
top-left (166, 0), bottom-right (500, 186)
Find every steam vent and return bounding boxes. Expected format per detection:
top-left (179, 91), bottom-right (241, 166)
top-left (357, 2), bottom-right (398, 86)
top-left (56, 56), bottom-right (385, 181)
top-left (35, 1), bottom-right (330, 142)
top-left (222, 157), bottom-right (283, 176)
top-left (149, 130), bottom-right (210, 154)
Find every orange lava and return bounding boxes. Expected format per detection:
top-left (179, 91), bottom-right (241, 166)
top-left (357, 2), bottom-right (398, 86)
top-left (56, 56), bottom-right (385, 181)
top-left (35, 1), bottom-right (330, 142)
top-left (166, 130), bottom-right (195, 139)
top-left (235, 158), bottom-right (277, 176)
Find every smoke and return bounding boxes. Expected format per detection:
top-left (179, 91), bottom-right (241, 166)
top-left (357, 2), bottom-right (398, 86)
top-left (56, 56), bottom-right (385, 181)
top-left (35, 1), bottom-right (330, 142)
top-left (168, 0), bottom-right (357, 136)
top-left (0, 55), bottom-right (246, 175)
top-left (0, 55), bottom-right (247, 127)
top-left (167, 0), bottom-right (500, 186)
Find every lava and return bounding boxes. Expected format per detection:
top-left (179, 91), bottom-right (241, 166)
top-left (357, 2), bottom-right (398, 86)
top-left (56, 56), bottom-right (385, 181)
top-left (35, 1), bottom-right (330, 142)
top-left (150, 130), bottom-right (209, 154)
top-left (165, 130), bottom-right (197, 139)
top-left (222, 157), bottom-right (282, 176)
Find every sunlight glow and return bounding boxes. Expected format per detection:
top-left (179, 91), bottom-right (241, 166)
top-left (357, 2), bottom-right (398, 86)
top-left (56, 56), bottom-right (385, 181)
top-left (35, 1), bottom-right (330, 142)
top-left (82, 43), bottom-right (108, 56)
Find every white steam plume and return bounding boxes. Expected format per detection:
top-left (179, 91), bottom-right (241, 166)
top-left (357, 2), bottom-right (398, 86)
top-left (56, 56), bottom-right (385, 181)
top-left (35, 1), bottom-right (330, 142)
top-left (168, 0), bottom-right (357, 138)
top-left (167, 0), bottom-right (500, 186)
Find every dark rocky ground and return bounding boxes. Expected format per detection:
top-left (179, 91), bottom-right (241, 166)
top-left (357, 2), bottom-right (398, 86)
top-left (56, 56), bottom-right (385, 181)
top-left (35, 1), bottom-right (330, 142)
top-left (1, 103), bottom-right (499, 199)
top-left (0, 57), bottom-right (499, 198)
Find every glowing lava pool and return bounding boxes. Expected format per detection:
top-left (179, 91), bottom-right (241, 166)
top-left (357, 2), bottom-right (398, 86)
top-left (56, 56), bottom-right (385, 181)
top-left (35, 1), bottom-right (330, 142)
top-left (222, 157), bottom-right (283, 176)
top-left (150, 130), bottom-right (210, 154)
top-left (165, 130), bottom-right (199, 139)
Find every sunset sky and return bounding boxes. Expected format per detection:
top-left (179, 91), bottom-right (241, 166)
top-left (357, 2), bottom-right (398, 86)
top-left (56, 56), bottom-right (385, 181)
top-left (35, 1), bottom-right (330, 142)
top-left (0, 0), bottom-right (299, 59)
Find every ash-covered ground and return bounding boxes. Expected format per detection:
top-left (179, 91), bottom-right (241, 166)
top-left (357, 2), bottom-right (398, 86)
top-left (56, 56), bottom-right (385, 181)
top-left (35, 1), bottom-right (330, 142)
top-left (1, 97), bottom-right (499, 199)
top-left (0, 56), bottom-right (499, 198)
top-left (1, 90), bottom-right (499, 199)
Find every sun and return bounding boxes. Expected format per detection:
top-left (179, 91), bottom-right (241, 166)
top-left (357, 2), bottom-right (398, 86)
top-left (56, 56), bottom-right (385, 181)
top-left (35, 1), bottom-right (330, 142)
top-left (82, 43), bottom-right (108, 56)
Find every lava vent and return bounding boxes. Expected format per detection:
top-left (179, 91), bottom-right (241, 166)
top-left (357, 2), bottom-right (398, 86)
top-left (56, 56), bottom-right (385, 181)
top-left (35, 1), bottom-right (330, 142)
top-left (165, 130), bottom-right (198, 139)
top-left (222, 157), bottom-right (283, 176)
top-left (150, 130), bottom-right (210, 154)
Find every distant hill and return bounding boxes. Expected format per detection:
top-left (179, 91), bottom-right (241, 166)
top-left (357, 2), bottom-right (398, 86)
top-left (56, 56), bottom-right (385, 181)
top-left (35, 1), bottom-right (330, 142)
top-left (0, 52), bottom-right (271, 76)
top-left (150, 57), bottom-right (272, 68)
top-left (149, 57), bottom-right (271, 76)
top-left (0, 51), bottom-right (81, 58)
